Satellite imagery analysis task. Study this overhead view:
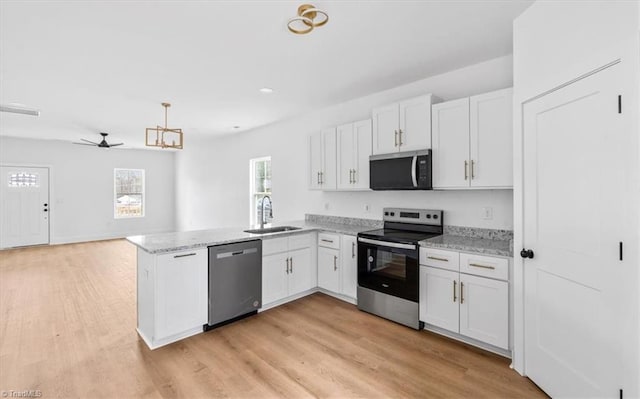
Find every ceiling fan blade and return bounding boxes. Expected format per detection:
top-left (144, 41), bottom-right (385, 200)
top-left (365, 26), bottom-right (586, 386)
top-left (80, 138), bottom-right (99, 145)
top-left (109, 143), bottom-right (124, 147)
top-left (73, 142), bottom-right (97, 146)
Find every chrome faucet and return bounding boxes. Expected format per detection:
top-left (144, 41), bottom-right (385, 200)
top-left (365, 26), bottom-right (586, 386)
top-left (260, 195), bottom-right (272, 229)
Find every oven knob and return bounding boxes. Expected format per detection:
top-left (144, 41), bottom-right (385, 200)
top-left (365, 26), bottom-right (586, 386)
top-left (390, 212), bottom-right (395, 216)
top-left (433, 214), bottom-right (438, 219)
top-left (368, 256), bottom-right (374, 263)
top-left (426, 214), bottom-right (431, 219)
top-left (384, 212), bottom-right (389, 216)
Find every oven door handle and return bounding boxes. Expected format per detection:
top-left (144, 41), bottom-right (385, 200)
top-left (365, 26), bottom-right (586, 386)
top-left (357, 237), bottom-right (416, 251)
top-left (411, 155), bottom-right (418, 188)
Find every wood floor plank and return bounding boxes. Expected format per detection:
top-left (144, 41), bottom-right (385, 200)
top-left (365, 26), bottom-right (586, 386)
top-left (0, 240), bottom-right (547, 398)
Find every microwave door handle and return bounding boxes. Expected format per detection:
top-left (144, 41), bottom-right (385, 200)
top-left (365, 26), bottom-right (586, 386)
top-left (357, 237), bottom-right (416, 251)
top-left (411, 156), bottom-right (418, 187)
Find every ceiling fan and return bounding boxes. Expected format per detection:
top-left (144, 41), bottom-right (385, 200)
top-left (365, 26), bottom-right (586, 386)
top-left (73, 132), bottom-right (123, 148)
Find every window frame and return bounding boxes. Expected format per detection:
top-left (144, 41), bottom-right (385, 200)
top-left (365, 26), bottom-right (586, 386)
top-left (114, 168), bottom-right (145, 219)
top-left (249, 156), bottom-right (272, 226)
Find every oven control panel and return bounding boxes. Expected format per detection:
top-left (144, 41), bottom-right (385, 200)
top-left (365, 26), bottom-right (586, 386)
top-left (382, 208), bottom-right (443, 226)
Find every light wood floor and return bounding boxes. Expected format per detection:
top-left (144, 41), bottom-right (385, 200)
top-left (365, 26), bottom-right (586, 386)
top-left (0, 239), bottom-right (547, 398)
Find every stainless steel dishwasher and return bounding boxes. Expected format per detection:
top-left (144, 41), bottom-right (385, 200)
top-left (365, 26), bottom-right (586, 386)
top-left (205, 239), bottom-right (262, 330)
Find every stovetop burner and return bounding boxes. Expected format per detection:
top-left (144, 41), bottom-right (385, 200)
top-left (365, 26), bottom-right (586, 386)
top-left (358, 228), bottom-right (440, 244)
top-left (358, 208), bottom-right (444, 244)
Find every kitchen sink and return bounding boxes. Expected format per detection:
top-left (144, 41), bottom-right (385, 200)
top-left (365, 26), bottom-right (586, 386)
top-left (243, 226), bottom-right (302, 235)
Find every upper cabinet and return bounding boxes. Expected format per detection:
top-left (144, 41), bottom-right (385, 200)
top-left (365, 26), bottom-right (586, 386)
top-left (309, 128), bottom-right (337, 190)
top-left (337, 119), bottom-right (372, 190)
top-left (372, 94), bottom-right (440, 155)
top-left (432, 87), bottom-right (513, 189)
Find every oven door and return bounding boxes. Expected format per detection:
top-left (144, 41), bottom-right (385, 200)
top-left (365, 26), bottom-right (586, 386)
top-left (357, 237), bottom-right (419, 302)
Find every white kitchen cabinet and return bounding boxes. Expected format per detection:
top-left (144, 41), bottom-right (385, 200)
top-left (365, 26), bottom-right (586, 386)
top-left (459, 273), bottom-right (509, 348)
top-left (262, 233), bottom-right (315, 306)
top-left (318, 233), bottom-right (358, 301)
top-left (309, 128), bottom-right (337, 190)
top-left (372, 94), bottom-right (439, 155)
top-left (137, 247), bottom-right (208, 349)
top-left (337, 119), bottom-right (372, 190)
top-left (420, 266), bottom-right (459, 333)
top-left (262, 252), bottom-right (289, 304)
top-left (340, 235), bottom-right (358, 299)
top-left (318, 246), bottom-right (341, 294)
top-left (419, 247), bottom-right (510, 351)
top-left (432, 87), bottom-right (513, 189)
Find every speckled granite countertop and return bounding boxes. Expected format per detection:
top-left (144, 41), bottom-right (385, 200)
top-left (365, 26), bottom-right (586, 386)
top-left (127, 218), bottom-right (379, 254)
top-left (420, 235), bottom-right (512, 258)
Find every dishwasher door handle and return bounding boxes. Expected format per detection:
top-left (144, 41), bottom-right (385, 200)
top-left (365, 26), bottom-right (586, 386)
top-left (216, 247), bottom-right (258, 259)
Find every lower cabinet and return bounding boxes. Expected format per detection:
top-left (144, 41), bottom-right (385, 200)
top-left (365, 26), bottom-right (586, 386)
top-left (262, 233), bottom-right (315, 305)
top-left (419, 248), bottom-right (510, 350)
top-left (137, 247), bottom-right (208, 349)
top-left (340, 235), bottom-right (358, 299)
top-left (317, 232), bottom-right (357, 300)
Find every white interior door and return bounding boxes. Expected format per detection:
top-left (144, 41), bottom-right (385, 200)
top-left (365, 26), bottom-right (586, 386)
top-left (0, 166), bottom-right (50, 248)
top-left (523, 64), bottom-right (625, 397)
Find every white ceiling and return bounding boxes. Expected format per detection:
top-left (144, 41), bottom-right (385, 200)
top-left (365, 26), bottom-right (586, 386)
top-left (0, 0), bottom-right (533, 148)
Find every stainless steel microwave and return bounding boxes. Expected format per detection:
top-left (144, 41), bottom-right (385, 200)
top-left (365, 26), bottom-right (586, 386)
top-left (369, 150), bottom-right (432, 190)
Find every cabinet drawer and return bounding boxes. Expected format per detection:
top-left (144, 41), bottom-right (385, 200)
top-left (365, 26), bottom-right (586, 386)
top-left (288, 233), bottom-right (312, 251)
top-left (262, 237), bottom-right (288, 256)
top-left (459, 253), bottom-right (508, 281)
top-left (318, 232), bottom-right (340, 249)
top-left (420, 247), bottom-right (459, 272)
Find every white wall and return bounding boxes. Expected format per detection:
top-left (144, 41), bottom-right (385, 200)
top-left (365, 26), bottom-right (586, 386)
top-left (176, 55), bottom-right (514, 232)
top-left (512, 0), bottom-right (639, 393)
top-left (0, 136), bottom-right (176, 244)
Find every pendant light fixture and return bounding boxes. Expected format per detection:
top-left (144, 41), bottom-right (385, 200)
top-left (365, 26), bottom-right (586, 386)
top-left (287, 4), bottom-right (328, 35)
top-left (145, 102), bottom-right (183, 149)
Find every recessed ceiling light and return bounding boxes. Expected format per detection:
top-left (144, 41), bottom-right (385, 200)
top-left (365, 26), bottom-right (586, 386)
top-left (259, 87), bottom-right (274, 94)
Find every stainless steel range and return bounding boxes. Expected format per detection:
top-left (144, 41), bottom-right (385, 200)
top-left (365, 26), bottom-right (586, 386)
top-left (357, 208), bottom-right (443, 329)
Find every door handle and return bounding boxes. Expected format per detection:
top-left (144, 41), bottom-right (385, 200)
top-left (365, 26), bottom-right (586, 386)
top-left (520, 249), bottom-right (534, 259)
top-left (460, 282), bottom-right (464, 304)
top-left (471, 160), bottom-right (475, 179)
top-left (394, 130), bottom-right (398, 147)
top-left (464, 160), bottom-right (468, 180)
top-left (290, 257), bottom-right (293, 273)
top-left (286, 257), bottom-right (290, 274)
top-left (333, 255), bottom-right (337, 271)
top-left (453, 280), bottom-right (457, 302)
top-left (352, 242), bottom-right (355, 258)
top-left (398, 128), bottom-right (403, 146)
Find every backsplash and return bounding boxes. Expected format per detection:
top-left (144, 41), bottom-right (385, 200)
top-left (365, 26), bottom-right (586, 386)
top-left (305, 214), bottom-right (383, 228)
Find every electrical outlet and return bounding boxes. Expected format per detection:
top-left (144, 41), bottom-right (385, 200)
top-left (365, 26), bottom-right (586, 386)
top-left (364, 204), bottom-right (370, 213)
top-left (324, 202), bottom-right (330, 211)
top-left (482, 207), bottom-right (493, 220)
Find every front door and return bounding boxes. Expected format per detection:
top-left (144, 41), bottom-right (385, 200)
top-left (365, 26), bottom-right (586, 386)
top-left (522, 63), bottom-right (625, 396)
top-left (0, 166), bottom-right (50, 248)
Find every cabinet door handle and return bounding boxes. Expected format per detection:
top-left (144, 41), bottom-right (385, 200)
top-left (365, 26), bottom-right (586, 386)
top-left (320, 171), bottom-right (324, 185)
top-left (317, 171), bottom-right (320, 185)
top-left (469, 263), bottom-right (495, 270)
top-left (321, 239), bottom-right (334, 243)
top-left (471, 160), bottom-right (475, 179)
top-left (290, 257), bottom-right (293, 273)
top-left (286, 257), bottom-right (290, 274)
top-left (394, 130), bottom-right (398, 147)
top-left (460, 282), bottom-right (464, 304)
top-left (398, 128), bottom-right (403, 146)
top-left (334, 255), bottom-right (337, 271)
top-left (352, 242), bottom-right (355, 258)
top-left (174, 253), bottom-right (196, 258)
top-left (427, 256), bottom-right (448, 262)
top-left (453, 280), bottom-right (457, 302)
top-left (464, 160), bottom-right (468, 180)
top-left (352, 169), bottom-right (356, 184)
